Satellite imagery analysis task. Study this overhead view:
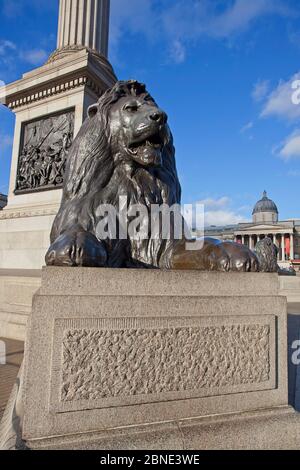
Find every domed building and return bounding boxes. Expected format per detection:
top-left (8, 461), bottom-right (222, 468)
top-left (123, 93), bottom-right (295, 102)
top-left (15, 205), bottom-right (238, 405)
top-left (252, 191), bottom-right (278, 224)
top-left (204, 191), bottom-right (300, 267)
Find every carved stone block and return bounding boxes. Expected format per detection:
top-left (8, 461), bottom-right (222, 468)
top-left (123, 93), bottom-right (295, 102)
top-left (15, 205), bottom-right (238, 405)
top-left (61, 324), bottom-right (270, 402)
top-left (22, 268), bottom-right (288, 448)
top-left (46, 313), bottom-right (276, 415)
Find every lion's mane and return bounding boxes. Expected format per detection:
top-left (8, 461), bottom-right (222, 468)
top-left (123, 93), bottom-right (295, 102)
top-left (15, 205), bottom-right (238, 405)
top-left (50, 80), bottom-right (181, 268)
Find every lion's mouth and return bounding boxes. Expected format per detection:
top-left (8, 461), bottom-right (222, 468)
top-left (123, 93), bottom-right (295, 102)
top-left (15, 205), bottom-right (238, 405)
top-left (128, 133), bottom-right (163, 155)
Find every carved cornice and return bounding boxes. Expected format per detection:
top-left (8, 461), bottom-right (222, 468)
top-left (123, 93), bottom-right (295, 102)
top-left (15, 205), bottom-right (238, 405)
top-left (47, 45), bottom-right (93, 63)
top-left (1, 49), bottom-right (117, 111)
top-left (47, 46), bottom-right (117, 81)
top-left (0, 206), bottom-right (58, 220)
top-left (7, 74), bottom-right (101, 110)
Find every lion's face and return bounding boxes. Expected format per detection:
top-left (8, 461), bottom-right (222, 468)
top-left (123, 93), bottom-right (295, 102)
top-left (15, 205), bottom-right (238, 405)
top-left (108, 93), bottom-right (169, 167)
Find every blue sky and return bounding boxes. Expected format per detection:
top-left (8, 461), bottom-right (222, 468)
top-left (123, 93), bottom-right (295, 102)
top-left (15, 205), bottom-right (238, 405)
top-left (1, 0), bottom-right (300, 225)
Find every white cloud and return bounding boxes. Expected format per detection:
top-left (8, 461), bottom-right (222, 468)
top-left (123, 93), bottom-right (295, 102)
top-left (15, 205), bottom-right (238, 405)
top-left (198, 196), bottom-right (231, 210)
top-left (0, 40), bottom-right (48, 67)
top-left (0, 134), bottom-right (13, 153)
top-left (0, 40), bottom-right (16, 55)
top-left (287, 169), bottom-right (300, 177)
top-left (207, 0), bottom-right (290, 39)
top-left (252, 79), bottom-right (270, 102)
top-left (0, 40), bottom-right (48, 69)
top-left (169, 40), bottom-right (186, 64)
top-left (260, 73), bottom-right (300, 157)
top-left (195, 197), bottom-right (247, 227)
top-left (162, 0), bottom-right (293, 41)
top-left (110, 0), bottom-right (294, 64)
top-left (19, 49), bottom-right (48, 66)
top-left (288, 28), bottom-right (300, 49)
top-left (2, 0), bottom-right (57, 17)
top-left (261, 72), bottom-right (300, 121)
top-left (279, 131), bottom-right (300, 160)
top-left (204, 210), bottom-right (246, 226)
top-left (240, 121), bottom-right (254, 133)
top-left (110, 0), bottom-right (156, 60)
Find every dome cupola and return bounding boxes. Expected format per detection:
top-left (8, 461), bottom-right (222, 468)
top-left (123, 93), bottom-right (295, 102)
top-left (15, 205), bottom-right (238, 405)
top-left (252, 191), bottom-right (278, 223)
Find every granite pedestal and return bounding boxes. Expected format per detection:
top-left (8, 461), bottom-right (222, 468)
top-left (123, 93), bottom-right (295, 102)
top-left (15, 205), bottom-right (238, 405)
top-left (12, 267), bottom-right (300, 449)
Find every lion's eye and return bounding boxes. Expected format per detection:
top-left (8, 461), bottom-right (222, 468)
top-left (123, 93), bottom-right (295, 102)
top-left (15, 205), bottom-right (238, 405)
top-left (124, 103), bottom-right (139, 112)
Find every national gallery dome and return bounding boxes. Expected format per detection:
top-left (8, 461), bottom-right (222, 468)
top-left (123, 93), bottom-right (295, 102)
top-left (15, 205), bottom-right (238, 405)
top-left (252, 191), bottom-right (278, 223)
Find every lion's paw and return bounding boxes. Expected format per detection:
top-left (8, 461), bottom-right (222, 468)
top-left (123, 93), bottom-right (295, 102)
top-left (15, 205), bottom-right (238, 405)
top-left (45, 231), bottom-right (107, 267)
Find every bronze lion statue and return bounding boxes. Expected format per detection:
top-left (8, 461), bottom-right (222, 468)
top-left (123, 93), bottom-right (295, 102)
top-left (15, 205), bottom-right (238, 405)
top-left (46, 80), bottom-right (260, 272)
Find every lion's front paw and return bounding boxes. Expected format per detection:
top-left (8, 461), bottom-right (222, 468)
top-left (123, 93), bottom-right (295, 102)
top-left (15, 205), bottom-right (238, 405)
top-left (45, 231), bottom-right (107, 267)
top-left (222, 242), bottom-right (259, 272)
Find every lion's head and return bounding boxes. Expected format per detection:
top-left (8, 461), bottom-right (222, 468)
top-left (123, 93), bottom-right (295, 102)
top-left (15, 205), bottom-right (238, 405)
top-left (254, 237), bottom-right (279, 273)
top-left (62, 80), bottom-right (179, 200)
top-left (90, 80), bottom-right (169, 168)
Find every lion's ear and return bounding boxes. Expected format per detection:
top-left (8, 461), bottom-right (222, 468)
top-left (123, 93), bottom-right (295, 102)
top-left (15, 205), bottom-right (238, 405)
top-left (87, 103), bottom-right (99, 119)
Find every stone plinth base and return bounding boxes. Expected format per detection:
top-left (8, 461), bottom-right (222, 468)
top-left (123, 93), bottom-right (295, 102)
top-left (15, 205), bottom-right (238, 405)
top-left (0, 269), bottom-right (41, 340)
top-left (0, 203), bottom-right (58, 271)
top-left (280, 275), bottom-right (300, 303)
top-left (15, 267), bottom-right (294, 449)
top-left (25, 406), bottom-right (300, 450)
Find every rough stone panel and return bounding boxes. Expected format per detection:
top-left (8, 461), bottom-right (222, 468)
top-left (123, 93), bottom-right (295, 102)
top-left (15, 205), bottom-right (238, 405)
top-left (61, 325), bottom-right (270, 402)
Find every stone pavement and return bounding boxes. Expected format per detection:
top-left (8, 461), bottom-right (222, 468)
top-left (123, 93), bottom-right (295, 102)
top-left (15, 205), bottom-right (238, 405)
top-left (0, 338), bottom-right (24, 421)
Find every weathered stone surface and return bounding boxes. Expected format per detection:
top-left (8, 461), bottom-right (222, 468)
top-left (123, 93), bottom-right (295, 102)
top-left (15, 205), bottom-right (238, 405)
top-left (26, 407), bottom-right (300, 450)
top-left (61, 324), bottom-right (270, 402)
top-left (40, 267), bottom-right (280, 297)
top-left (21, 268), bottom-right (287, 448)
top-left (0, 269), bottom-right (41, 340)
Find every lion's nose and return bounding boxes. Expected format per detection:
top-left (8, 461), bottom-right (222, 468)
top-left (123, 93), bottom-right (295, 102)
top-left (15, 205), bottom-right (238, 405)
top-left (149, 110), bottom-right (167, 124)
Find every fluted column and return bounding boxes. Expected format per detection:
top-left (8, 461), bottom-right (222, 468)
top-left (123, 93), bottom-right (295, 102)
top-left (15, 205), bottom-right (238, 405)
top-left (276, 235), bottom-right (280, 260)
top-left (281, 234), bottom-right (285, 261)
top-left (249, 235), bottom-right (253, 250)
top-left (57, 0), bottom-right (110, 57)
top-left (290, 234), bottom-right (294, 261)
